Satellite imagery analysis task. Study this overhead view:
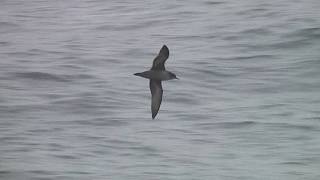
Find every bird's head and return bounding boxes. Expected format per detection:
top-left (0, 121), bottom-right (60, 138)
top-left (169, 72), bottom-right (178, 80)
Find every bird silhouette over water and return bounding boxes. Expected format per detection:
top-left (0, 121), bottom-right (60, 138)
top-left (134, 45), bottom-right (178, 119)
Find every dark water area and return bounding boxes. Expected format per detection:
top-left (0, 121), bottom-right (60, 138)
top-left (1, 0), bottom-right (320, 179)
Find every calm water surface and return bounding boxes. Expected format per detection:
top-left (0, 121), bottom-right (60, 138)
top-left (1, 0), bottom-right (320, 179)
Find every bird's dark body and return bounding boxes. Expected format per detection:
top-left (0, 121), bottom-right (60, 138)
top-left (134, 70), bottom-right (175, 81)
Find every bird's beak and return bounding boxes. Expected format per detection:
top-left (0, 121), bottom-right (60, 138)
top-left (175, 77), bottom-right (179, 80)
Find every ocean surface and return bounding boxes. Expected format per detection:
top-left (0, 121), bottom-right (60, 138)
top-left (1, 0), bottom-right (320, 179)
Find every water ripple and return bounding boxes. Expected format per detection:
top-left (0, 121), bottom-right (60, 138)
top-left (13, 72), bottom-right (70, 82)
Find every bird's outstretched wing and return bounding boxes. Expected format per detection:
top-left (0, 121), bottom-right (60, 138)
top-left (150, 80), bottom-right (163, 119)
top-left (151, 45), bottom-right (169, 70)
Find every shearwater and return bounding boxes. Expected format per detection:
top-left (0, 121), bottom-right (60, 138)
top-left (134, 45), bottom-right (178, 119)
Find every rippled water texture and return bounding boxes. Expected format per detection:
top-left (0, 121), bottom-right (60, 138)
top-left (1, 0), bottom-right (320, 179)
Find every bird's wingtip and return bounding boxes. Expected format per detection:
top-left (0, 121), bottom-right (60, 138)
top-left (162, 44), bottom-right (168, 49)
top-left (152, 113), bottom-right (157, 119)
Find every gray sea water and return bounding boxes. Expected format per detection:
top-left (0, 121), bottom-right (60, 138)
top-left (1, 0), bottom-right (320, 179)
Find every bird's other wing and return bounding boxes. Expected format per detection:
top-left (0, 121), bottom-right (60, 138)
top-left (151, 45), bottom-right (169, 70)
top-left (149, 80), bottom-right (163, 119)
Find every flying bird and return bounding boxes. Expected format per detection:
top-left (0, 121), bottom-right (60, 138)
top-left (134, 45), bottom-right (178, 119)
